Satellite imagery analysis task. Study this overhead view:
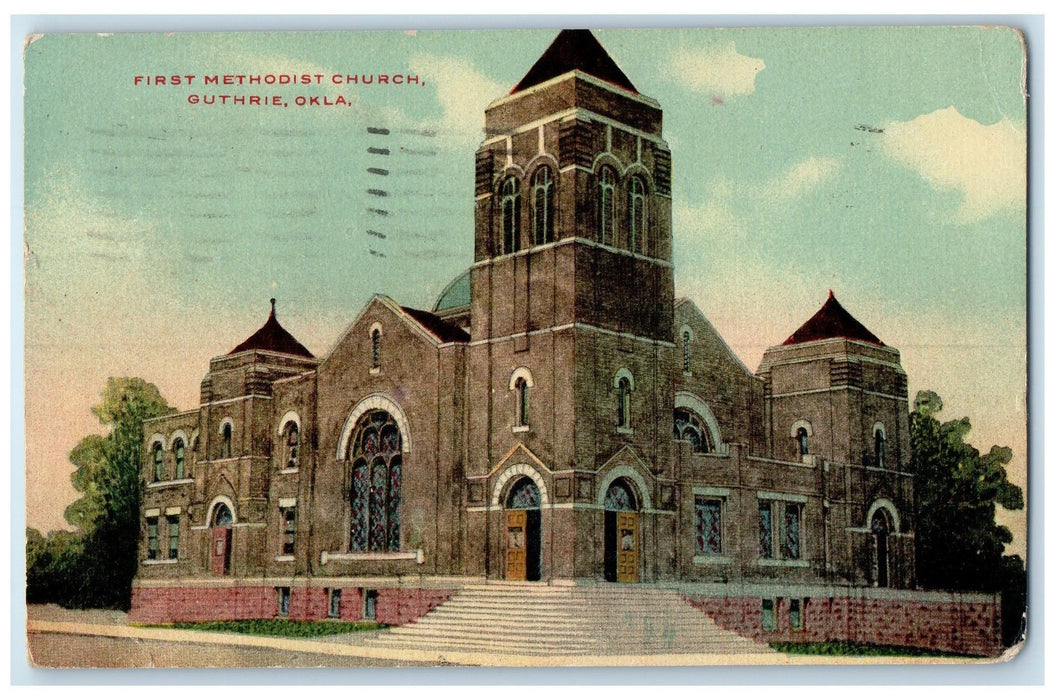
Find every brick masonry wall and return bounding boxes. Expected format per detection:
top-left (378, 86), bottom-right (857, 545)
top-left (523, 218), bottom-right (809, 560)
top-left (129, 585), bottom-right (455, 626)
top-left (683, 594), bottom-right (1002, 657)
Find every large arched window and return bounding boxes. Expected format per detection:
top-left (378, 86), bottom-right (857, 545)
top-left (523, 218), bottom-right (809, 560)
top-left (531, 166), bottom-right (554, 245)
top-left (628, 175), bottom-right (647, 253)
top-left (173, 438), bottom-right (185, 479)
top-left (152, 442), bottom-right (164, 481)
top-left (348, 410), bottom-right (402, 552)
top-left (500, 177), bottom-right (521, 254)
top-left (673, 408), bottom-right (714, 454)
top-left (285, 423), bottom-right (300, 470)
top-left (597, 166), bottom-right (616, 246)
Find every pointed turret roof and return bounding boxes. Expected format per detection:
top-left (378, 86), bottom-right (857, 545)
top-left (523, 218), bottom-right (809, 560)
top-left (511, 29), bottom-right (637, 94)
top-left (782, 291), bottom-right (884, 347)
top-left (228, 299), bottom-right (314, 358)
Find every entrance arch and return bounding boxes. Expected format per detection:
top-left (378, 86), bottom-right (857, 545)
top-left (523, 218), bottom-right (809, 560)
top-left (209, 500), bottom-right (234, 575)
top-left (603, 479), bottom-right (640, 583)
top-left (504, 477), bottom-right (542, 581)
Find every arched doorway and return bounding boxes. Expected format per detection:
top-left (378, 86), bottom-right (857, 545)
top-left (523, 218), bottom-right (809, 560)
top-left (604, 479), bottom-right (639, 583)
top-left (871, 508), bottom-right (892, 587)
top-left (211, 502), bottom-right (234, 575)
top-left (505, 477), bottom-right (542, 581)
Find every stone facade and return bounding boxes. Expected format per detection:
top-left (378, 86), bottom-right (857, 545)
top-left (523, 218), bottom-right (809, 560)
top-left (130, 30), bottom-right (998, 653)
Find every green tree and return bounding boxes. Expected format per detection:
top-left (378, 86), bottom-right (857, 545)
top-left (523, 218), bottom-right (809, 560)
top-left (27, 377), bottom-right (173, 609)
top-left (910, 390), bottom-right (1026, 645)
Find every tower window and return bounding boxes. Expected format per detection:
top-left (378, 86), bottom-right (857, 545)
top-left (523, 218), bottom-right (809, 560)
top-left (874, 427), bottom-right (886, 468)
top-left (531, 166), bottom-right (554, 245)
top-left (285, 422), bottom-right (300, 470)
top-left (598, 166), bottom-right (616, 246)
top-left (221, 422), bottom-right (233, 459)
top-left (796, 427), bottom-right (809, 457)
top-left (628, 175), bottom-right (646, 253)
top-left (515, 377), bottom-right (530, 428)
top-left (501, 176), bottom-right (521, 254)
top-left (617, 376), bottom-right (632, 429)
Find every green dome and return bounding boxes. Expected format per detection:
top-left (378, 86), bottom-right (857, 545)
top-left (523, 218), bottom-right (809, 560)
top-left (433, 269), bottom-right (471, 312)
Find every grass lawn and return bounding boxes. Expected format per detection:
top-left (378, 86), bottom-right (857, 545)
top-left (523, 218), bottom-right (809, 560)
top-left (142, 619), bottom-right (387, 638)
top-left (770, 641), bottom-right (982, 658)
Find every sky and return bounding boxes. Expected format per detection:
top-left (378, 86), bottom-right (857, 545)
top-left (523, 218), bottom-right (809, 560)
top-left (22, 27), bottom-right (1028, 557)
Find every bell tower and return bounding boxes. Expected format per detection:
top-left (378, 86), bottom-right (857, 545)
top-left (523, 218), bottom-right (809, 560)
top-left (464, 30), bottom-right (678, 581)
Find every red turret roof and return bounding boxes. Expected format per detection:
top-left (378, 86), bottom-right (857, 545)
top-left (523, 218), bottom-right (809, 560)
top-left (228, 299), bottom-right (314, 358)
top-left (782, 291), bottom-right (884, 347)
top-left (511, 29), bottom-right (637, 94)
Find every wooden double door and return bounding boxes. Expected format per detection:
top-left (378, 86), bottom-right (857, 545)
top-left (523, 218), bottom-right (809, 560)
top-left (604, 511), bottom-right (639, 583)
top-left (505, 509), bottom-right (542, 581)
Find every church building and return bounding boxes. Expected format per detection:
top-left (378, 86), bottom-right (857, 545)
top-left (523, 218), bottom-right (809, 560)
top-left (130, 30), bottom-right (1001, 654)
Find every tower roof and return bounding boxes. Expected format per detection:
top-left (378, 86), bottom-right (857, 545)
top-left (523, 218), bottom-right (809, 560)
top-left (228, 299), bottom-right (314, 358)
top-left (511, 29), bottom-right (637, 94)
top-left (782, 291), bottom-right (884, 347)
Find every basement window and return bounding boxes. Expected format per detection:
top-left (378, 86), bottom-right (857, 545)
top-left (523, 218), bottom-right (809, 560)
top-left (762, 599), bottom-right (776, 632)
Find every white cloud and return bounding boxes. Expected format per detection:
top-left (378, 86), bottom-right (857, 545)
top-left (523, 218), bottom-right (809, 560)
top-left (757, 156), bottom-right (841, 202)
top-left (880, 106), bottom-right (1026, 224)
top-left (670, 42), bottom-right (765, 98)
top-left (408, 53), bottom-right (505, 140)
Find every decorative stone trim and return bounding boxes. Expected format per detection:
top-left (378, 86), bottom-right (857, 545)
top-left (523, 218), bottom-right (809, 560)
top-left (278, 497), bottom-right (296, 508)
top-left (336, 393), bottom-right (412, 459)
top-left (757, 558), bottom-right (810, 568)
top-left (693, 555), bottom-right (733, 565)
top-left (164, 506), bottom-right (181, 516)
top-left (321, 550), bottom-right (424, 565)
top-left (692, 486), bottom-right (731, 498)
top-left (141, 558), bottom-right (178, 566)
top-left (757, 490), bottom-right (808, 504)
top-left (274, 555), bottom-right (294, 563)
top-left (147, 478), bottom-right (195, 489)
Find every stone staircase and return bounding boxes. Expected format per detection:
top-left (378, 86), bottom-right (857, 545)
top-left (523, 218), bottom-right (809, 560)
top-left (368, 582), bottom-right (777, 657)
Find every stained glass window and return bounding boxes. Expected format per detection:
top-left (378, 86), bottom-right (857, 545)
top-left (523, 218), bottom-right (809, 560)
top-left (695, 498), bottom-right (722, 555)
top-left (628, 175), bottom-right (646, 253)
top-left (212, 503), bottom-right (233, 527)
top-left (598, 166), bottom-right (616, 245)
top-left (674, 408), bottom-right (713, 454)
top-left (371, 328), bottom-right (381, 368)
top-left (501, 177), bottom-right (521, 254)
top-left (532, 166), bottom-right (554, 245)
top-left (604, 482), bottom-right (636, 511)
top-left (349, 411), bottom-right (402, 552)
top-left (758, 501), bottom-right (773, 558)
top-left (153, 443), bottom-right (164, 481)
top-left (782, 503), bottom-right (801, 560)
top-left (682, 330), bottom-right (691, 373)
top-left (174, 439), bottom-right (185, 479)
top-left (507, 478), bottom-right (541, 509)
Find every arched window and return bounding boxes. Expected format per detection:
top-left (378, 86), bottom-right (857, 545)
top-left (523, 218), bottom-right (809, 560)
top-left (152, 442), bottom-right (164, 481)
top-left (501, 177), bottom-right (521, 254)
top-left (874, 426), bottom-right (886, 469)
top-left (628, 175), bottom-right (646, 253)
top-left (673, 408), bottom-right (714, 454)
top-left (173, 438), bottom-right (185, 479)
top-left (871, 508), bottom-right (892, 587)
top-left (212, 502), bottom-right (233, 527)
top-left (598, 166), bottom-right (616, 245)
top-left (604, 481), bottom-right (637, 511)
top-left (682, 329), bottom-right (692, 373)
top-left (221, 422), bottom-right (233, 459)
top-left (617, 376), bottom-right (632, 429)
top-left (348, 410), bottom-right (402, 552)
top-left (507, 478), bottom-right (542, 509)
top-left (285, 423), bottom-right (300, 470)
top-left (796, 427), bottom-right (809, 457)
top-left (371, 328), bottom-right (381, 369)
top-left (531, 166), bottom-right (554, 245)
top-left (515, 377), bottom-right (530, 428)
